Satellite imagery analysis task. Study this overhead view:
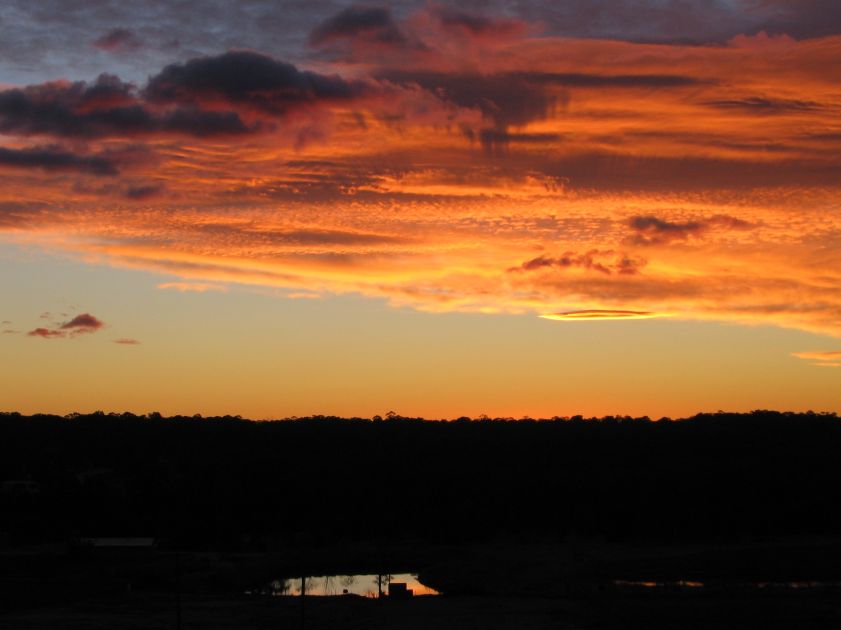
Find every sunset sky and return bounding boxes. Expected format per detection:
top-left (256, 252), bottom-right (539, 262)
top-left (2, 0), bottom-right (840, 419)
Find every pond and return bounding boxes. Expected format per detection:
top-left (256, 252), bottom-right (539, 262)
top-left (251, 573), bottom-right (440, 597)
top-left (612, 579), bottom-right (841, 592)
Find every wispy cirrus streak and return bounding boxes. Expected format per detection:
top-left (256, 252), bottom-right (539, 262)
top-left (792, 351), bottom-right (841, 367)
top-left (2, 5), bottom-right (841, 337)
top-left (540, 310), bottom-right (662, 321)
top-left (157, 281), bottom-right (228, 293)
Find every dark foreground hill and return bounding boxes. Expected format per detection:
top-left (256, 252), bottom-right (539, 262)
top-left (2, 410), bottom-right (840, 547)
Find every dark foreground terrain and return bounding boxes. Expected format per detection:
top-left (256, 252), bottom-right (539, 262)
top-left (3, 410), bottom-right (841, 627)
top-left (6, 590), bottom-right (840, 630)
top-left (4, 539), bottom-right (841, 629)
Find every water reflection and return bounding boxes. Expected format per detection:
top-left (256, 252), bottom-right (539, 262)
top-left (254, 573), bottom-right (439, 597)
top-left (613, 580), bottom-right (841, 591)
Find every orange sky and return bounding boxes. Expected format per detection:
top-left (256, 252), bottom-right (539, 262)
top-left (1, 4), bottom-right (840, 417)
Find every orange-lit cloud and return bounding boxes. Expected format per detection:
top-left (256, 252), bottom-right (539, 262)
top-left (60, 313), bottom-right (104, 332)
top-left (157, 281), bottom-right (228, 293)
top-left (26, 312), bottom-right (105, 339)
top-left (27, 327), bottom-right (65, 339)
top-left (540, 310), bottom-right (662, 321)
top-left (2, 11), bottom-right (841, 338)
top-left (792, 350), bottom-right (841, 367)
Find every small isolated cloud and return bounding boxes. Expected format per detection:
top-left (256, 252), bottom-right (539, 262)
top-left (27, 327), bottom-right (66, 339)
top-left (114, 338), bottom-right (141, 345)
top-left (60, 313), bottom-right (104, 332)
top-left (792, 350), bottom-right (841, 367)
top-left (2, 329), bottom-right (18, 334)
top-left (27, 312), bottom-right (105, 339)
top-left (93, 28), bottom-right (143, 53)
top-left (157, 281), bottom-right (228, 293)
top-left (1, 320), bottom-right (11, 324)
top-left (540, 310), bottom-right (661, 321)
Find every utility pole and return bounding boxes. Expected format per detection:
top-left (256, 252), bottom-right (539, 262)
top-left (300, 575), bottom-right (306, 628)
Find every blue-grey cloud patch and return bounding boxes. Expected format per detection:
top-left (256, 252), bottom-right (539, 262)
top-left (309, 6), bottom-right (408, 47)
top-left (93, 28), bottom-right (143, 53)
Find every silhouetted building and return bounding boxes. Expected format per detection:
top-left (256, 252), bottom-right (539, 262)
top-left (388, 582), bottom-right (413, 598)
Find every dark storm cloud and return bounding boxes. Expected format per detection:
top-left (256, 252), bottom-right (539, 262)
top-left (145, 51), bottom-right (371, 114)
top-left (629, 214), bottom-right (754, 244)
top-left (477, 129), bottom-right (563, 153)
top-left (755, 0), bottom-right (841, 39)
top-left (159, 107), bottom-right (254, 135)
top-left (275, 228), bottom-right (402, 246)
top-left (512, 251), bottom-right (647, 275)
top-left (630, 216), bottom-right (705, 242)
top-left (497, 0), bottom-right (841, 43)
top-left (309, 6), bottom-right (408, 47)
top-left (124, 183), bottom-right (164, 200)
top-left (2, 1), bottom-right (841, 92)
top-left (380, 71), bottom-right (702, 130)
top-left (704, 96), bottom-right (822, 114)
top-left (537, 153), bottom-right (841, 192)
top-left (191, 222), bottom-right (403, 247)
top-left (0, 145), bottom-right (118, 175)
top-left (0, 73), bottom-right (254, 138)
top-left (0, 74), bottom-right (134, 137)
top-left (522, 72), bottom-right (704, 89)
top-left (378, 71), bottom-right (561, 129)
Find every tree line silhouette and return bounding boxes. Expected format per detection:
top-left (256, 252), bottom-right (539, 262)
top-left (2, 410), bottom-right (840, 548)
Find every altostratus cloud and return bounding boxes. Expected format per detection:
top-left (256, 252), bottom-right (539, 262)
top-left (2, 7), bottom-right (841, 340)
